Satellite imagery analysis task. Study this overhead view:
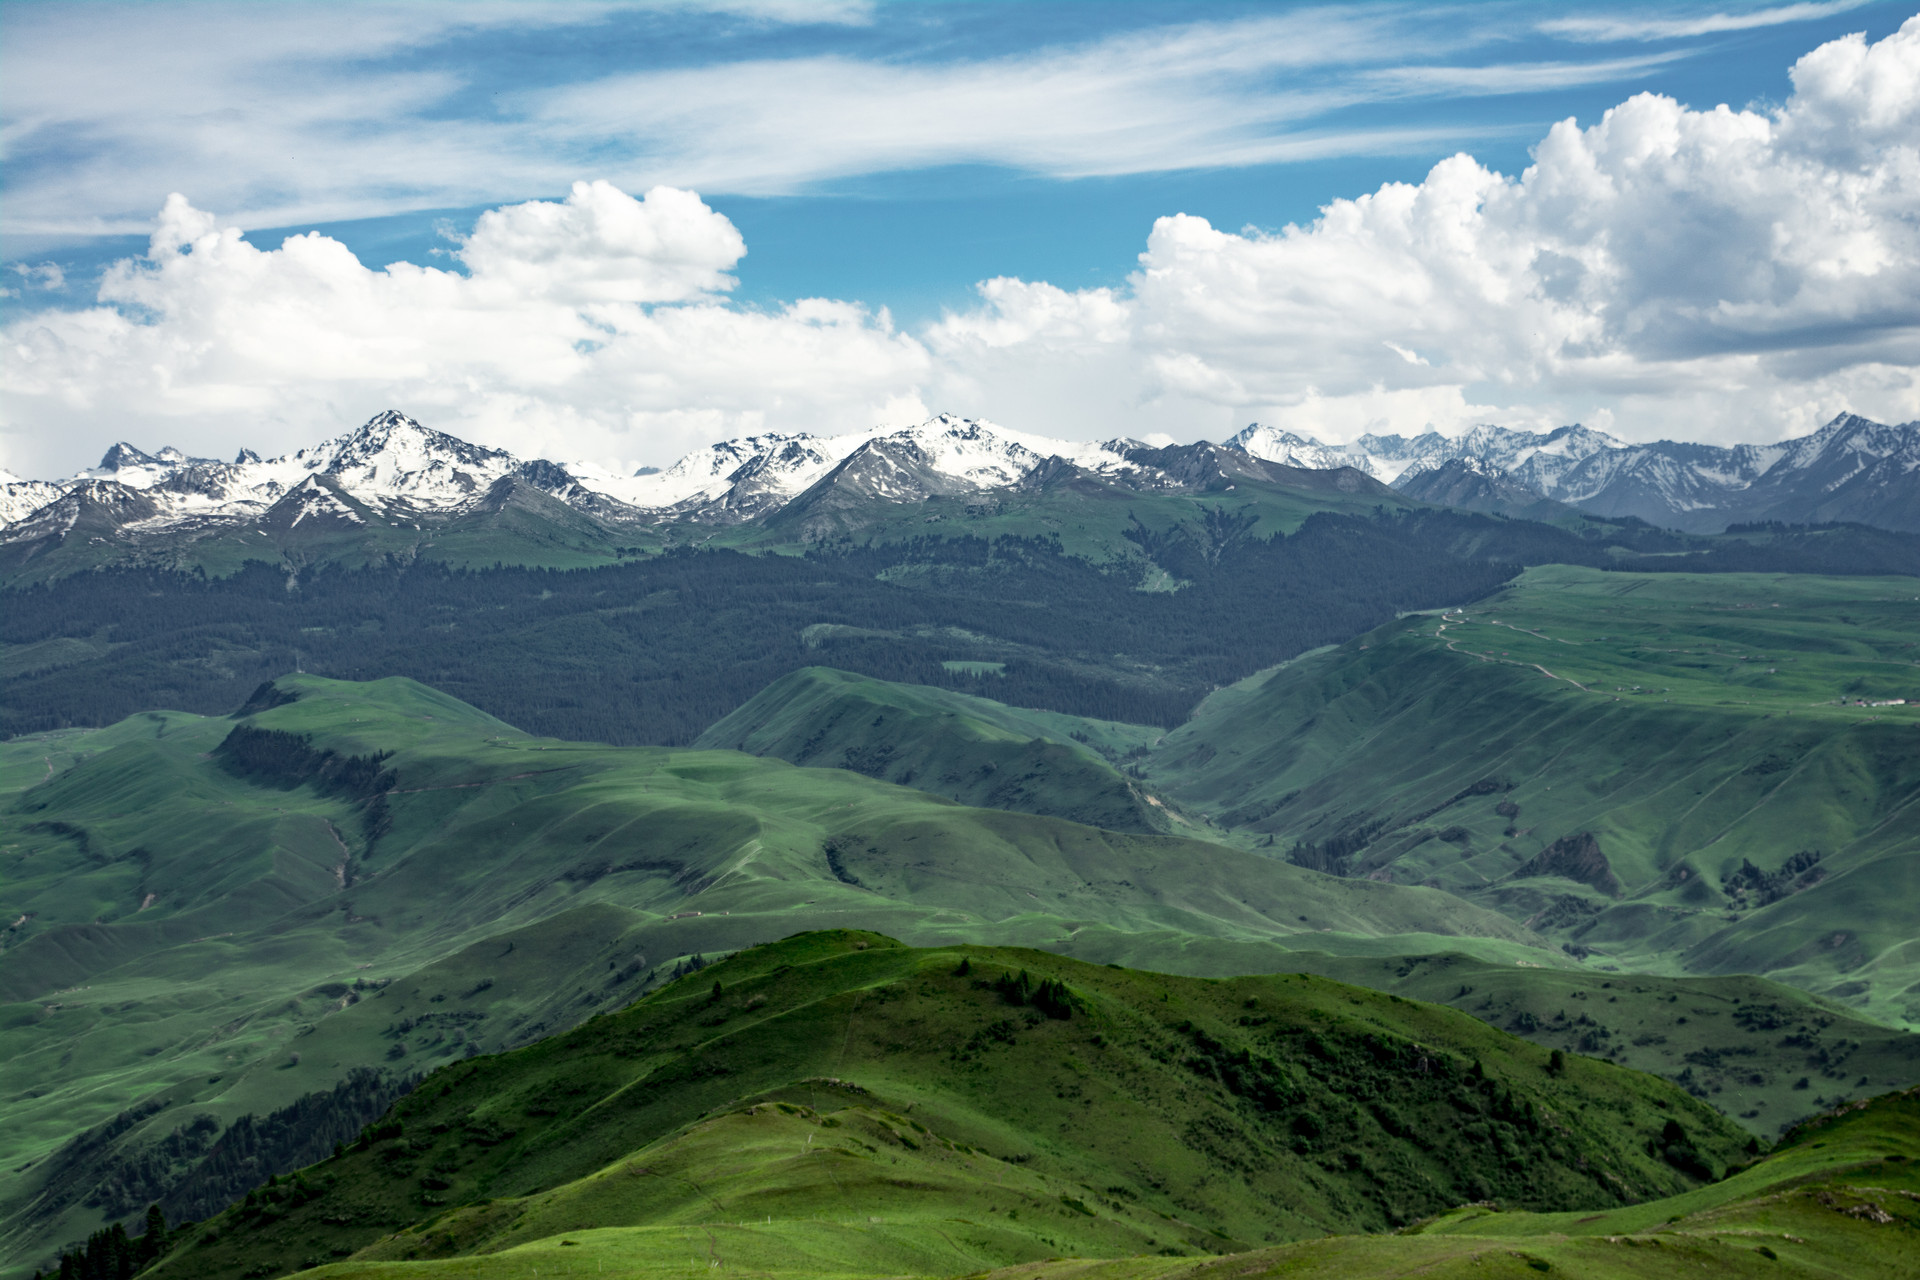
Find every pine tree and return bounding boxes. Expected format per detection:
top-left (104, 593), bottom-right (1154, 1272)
top-left (135, 1206), bottom-right (167, 1267)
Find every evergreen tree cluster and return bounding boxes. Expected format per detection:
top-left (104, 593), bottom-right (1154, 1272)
top-left (214, 725), bottom-right (397, 841)
top-left (37, 1206), bottom-right (167, 1280)
top-left (159, 1068), bottom-right (414, 1225)
top-left (988, 969), bottom-right (1079, 1020)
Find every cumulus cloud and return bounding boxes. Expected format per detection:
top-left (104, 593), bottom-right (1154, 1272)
top-left (3, 21), bottom-right (1917, 475)
top-left (1, 184), bottom-right (926, 474)
top-left (929, 16), bottom-right (1920, 445)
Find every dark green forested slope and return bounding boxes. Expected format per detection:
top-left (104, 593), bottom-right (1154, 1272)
top-left (9, 501), bottom-right (1916, 748)
top-left (142, 932), bottom-right (1753, 1280)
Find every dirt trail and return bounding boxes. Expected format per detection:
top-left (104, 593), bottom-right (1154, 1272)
top-left (385, 766), bottom-right (573, 795)
top-left (1433, 615), bottom-right (1590, 691)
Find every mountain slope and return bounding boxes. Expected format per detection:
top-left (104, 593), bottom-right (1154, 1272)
top-left (0, 675), bottom-right (1551, 1274)
top-left (1137, 565), bottom-right (1920, 1023)
top-left (959, 1085), bottom-right (1920, 1280)
top-left (140, 932), bottom-right (1752, 1280)
top-left (695, 667), bottom-right (1171, 834)
top-left (1232, 412), bottom-right (1920, 532)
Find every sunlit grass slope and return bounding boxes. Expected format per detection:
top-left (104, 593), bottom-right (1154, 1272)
top-left (146, 932), bottom-right (1751, 1280)
top-left (1138, 566), bottom-right (1920, 1023)
top-left (0, 676), bottom-right (1544, 1274)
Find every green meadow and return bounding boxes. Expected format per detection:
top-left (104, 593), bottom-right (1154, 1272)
top-left (6, 565), bottom-right (1918, 1279)
top-left (143, 932), bottom-right (1764, 1280)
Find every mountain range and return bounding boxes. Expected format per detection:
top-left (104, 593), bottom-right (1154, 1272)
top-left (4, 410), bottom-right (1915, 561)
top-left (1230, 414), bottom-right (1920, 532)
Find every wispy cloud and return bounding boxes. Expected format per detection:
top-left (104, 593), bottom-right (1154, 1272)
top-left (1540, 0), bottom-right (1870, 43)
top-left (1366, 52), bottom-right (1693, 96)
top-left (0, 3), bottom-right (1732, 243)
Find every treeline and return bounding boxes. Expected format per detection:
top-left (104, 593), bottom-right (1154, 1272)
top-left (36, 1207), bottom-right (168, 1280)
top-left (215, 723), bottom-right (396, 841)
top-left (6, 510), bottom-right (1909, 746)
top-left (160, 1068), bottom-right (415, 1226)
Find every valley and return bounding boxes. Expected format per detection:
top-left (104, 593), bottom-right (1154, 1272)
top-left (4, 417), bottom-right (1917, 1280)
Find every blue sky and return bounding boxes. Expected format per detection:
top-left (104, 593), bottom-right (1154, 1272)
top-left (2, 1), bottom-right (1918, 474)
top-left (6, 0), bottom-right (1911, 320)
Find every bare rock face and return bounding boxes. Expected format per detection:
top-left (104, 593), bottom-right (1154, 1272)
top-left (1512, 832), bottom-right (1621, 898)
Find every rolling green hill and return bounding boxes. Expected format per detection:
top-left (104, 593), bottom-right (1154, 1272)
top-left (962, 1084), bottom-right (1920, 1280)
top-left (140, 932), bottom-right (1754, 1280)
top-left (668, 563), bottom-right (1920, 1030)
top-left (0, 675), bottom-right (1548, 1275)
top-left (1132, 566), bottom-right (1920, 1025)
top-left (695, 667), bottom-right (1173, 834)
top-left (1031, 935), bottom-right (1920, 1140)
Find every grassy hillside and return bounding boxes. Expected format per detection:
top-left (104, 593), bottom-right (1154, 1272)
top-left (695, 667), bottom-right (1172, 834)
top-left (142, 932), bottom-right (1752, 1280)
top-left (958, 1085), bottom-right (1920, 1280)
top-left (0, 676), bottom-right (1545, 1275)
top-left (1036, 934), bottom-right (1920, 1139)
top-left (1138, 566), bottom-right (1920, 1025)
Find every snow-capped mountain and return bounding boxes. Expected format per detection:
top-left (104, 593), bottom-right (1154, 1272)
top-left (0, 411), bottom-right (1155, 551)
top-left (1231, 414), bottom-right (1919, 532)
top-left (1230, 421), bottom-right (1627, 486)
top-left (5, 408), bottom-right (1916, 552)
top-left (0, 469), bottom-right (66, 527)
top-left (1224, 425), bottom-right (1379, 476)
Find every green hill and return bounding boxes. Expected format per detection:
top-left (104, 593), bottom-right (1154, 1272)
top-left (1137, 566), bottom-right (1920, 1025)
top-left (1031, 934), bottom-right (1920, 1139)
top-left (140, 932), bottom-right (1754, 1280)
top-left (968, 1084), bottom-right (1920, 1280)
top-left (0, 676), bottom-right (1546, 1275)
top-left (695, 667), bottom-right (1173, 834)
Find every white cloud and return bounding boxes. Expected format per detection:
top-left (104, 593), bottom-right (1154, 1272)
top-left (2, 4), bottom-right (1734, 242)
top-left (1, 184), bottom-right (926, 475)
top-left (457, 181), bottom-right (745, 304)
top-left (1541, 1), bottom-right (1870, 43)
top-left (926, 17), bottom-right (1920, 446)
top-left (1362, 52), bottom-right (1691, 96)
top-left (4, 20), bottom-right (1916, 476)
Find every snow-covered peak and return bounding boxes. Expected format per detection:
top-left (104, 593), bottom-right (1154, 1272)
top-left (0, 474), bottom-right (67, 526)
top-left (97, 442), bottom-right (157, 471)
top-left (1229, 423), bottom-right (1378, 476)
top-left (279, 410), bottom-right (522, 511)
top-left (575, 430), bottom-right (863, 512)
top-left (8, 408), bottom-right (1915, 543)
top-left (1775, 413), bottom-right (1920, 473)
top-left (576, 413), bottom-right (1136, 518)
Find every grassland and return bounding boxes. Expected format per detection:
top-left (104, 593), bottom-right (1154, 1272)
top-left (0, 675), bottom-right (1546, 1275)
top-left (1137, 566), bottom-right (1920, 1025)
top-left (142, 932), bottom-right (1755, 1280)
top-left (942, 1086), bottom-right (1920, 1280)
top-left (695, 668), bottom-right (1170, 834)
top-left (9, 567), bottom-right (1920, 1276)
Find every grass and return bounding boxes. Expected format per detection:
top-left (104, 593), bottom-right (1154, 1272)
top-left (695, 667), bottom-right (1169, 834)
top-left (0, 676), bottom-right (1545, 1276)
top-left (143, 931), bottom-right (1756, 1280)
top-left (262, 1077), bottom-right (1920, 1280)
top-left (1137, 566), bottom-right (1920, 1025)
